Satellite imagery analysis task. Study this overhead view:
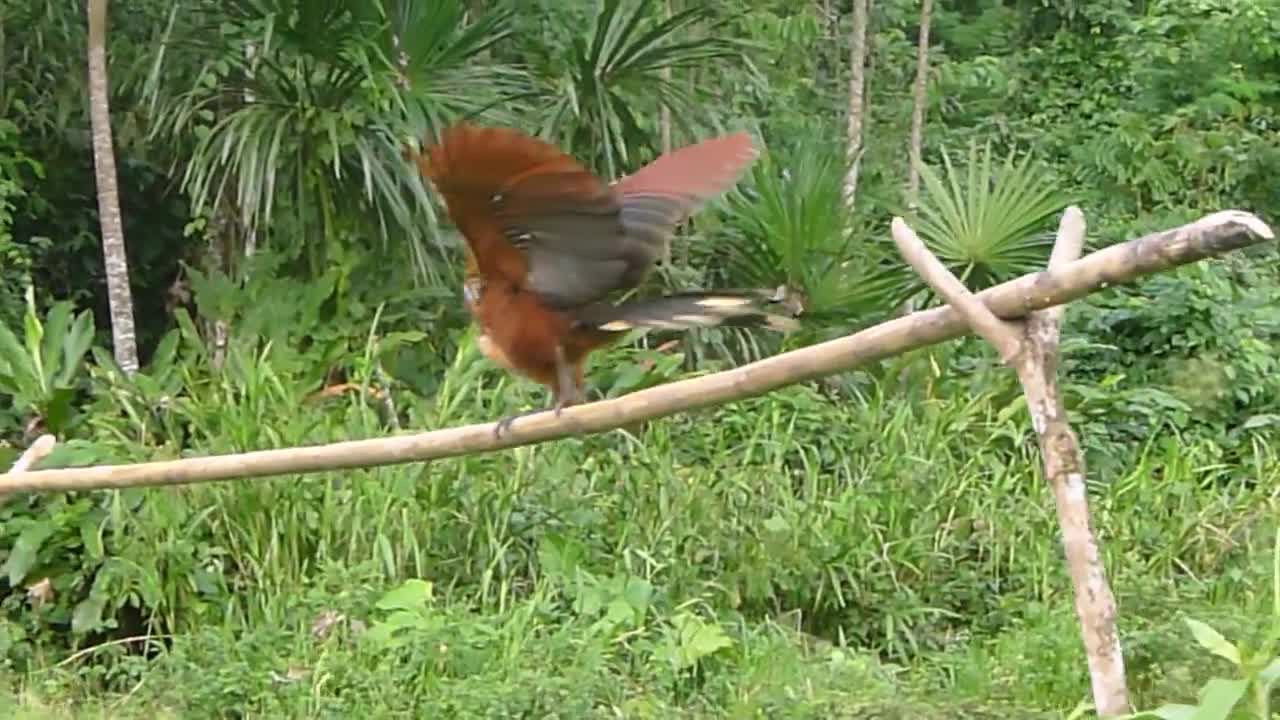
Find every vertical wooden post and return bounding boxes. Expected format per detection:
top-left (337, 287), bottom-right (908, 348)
top-left (891, 207), bottom-right (1131, 716)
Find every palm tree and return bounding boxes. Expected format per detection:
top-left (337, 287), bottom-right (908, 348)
top-left (87, 0), bottom-right (139, 375)
top-left (528, 0), bottom-right (746, 178)
top-left (144, 0), bottom-right (523, 287)
top-left (721, 137), bottom-right (912, 335)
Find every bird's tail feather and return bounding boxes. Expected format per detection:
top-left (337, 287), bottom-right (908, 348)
top-left (574, 289), bottom-right (802, 335)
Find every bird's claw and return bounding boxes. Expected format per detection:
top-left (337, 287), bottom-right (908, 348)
top-left (493, 414), bottom-right (517, 439)
top-left (493, 408), bottom-right (534, 439)
top-left (492, 381), bottom-right (577, 439)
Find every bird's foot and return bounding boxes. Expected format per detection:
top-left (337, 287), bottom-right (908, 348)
top-left (493, 407), bottom-right (545, 439)
top-left (552, 394), bottom-right (574, 418)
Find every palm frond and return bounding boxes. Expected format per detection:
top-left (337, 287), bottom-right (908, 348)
top-left (535, 0), bottom-right (747, 177)
top-left (143, 0), bottom-right (527, 287)
top-left (913, 140), bottom-right (1070, 290)
top-left (718, 136), bottom-right (913, 328)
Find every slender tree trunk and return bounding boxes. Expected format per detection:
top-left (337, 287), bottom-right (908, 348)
top-left (905, 0), bottom-right (934, 213)
top-left (242, 42), bottom-right (258, 261)
top-left (87, 0), bottom-right (139, 375)
top-left (207, 206), bottom-right (232, 370)
top-left (659, 0), bottom-right (673, 154)
top-left (208, 42), bottom-right (260, 370)
top-left (844, 0), bottom-right (870, 209)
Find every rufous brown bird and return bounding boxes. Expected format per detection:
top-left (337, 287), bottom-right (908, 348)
top-left (409, 123), bottom-right (800, 434)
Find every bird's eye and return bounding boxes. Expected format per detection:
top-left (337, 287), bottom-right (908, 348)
top-left (490, 192), bottom-right (503, 205)
top-left (463, 279), bottom-right (482, 306)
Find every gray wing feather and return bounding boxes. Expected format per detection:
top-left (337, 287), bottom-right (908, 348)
top-left (492, 180), bottom-right (711, 310)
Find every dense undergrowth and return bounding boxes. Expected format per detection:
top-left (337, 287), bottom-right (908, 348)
top-left (2, 253), bottom-right (1279, 717)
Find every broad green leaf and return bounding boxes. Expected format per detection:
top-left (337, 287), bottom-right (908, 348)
top-left (147, 330), bottom-right (181, 375)
top-left (4, 521), bottom-right (54, 586)
top-left (1241, 414), bottom-right (1280, 430)
top-left (79, 510), bottom-right (106, 560)
top-left (763, 515), bottom-right (791, 534)
top-left (1135, 704), bottom-right (1197, 720)
top-left (684, 618), bottom-right (734, 664)
top-left (1190, 677), bottom-right (1248, 720)
top-left (71, 596), bottom-right (108, 635)
top-left (608, 360), bottom-right (652, 396)
top-left (360, 622), bottom-right (397, 647)
top-left (0, 322), bottom-right (37, 390)
top-left (375, 578), bottom-right (434, 612)
top-left (662, 613), bottom-right (734, 670)
top-left (604, 598), bottom-right (636, 628)
top-left (56, 310), bottom-right (95, 387)
top-left (1257, 656), bottom-right (1280, 690)
top-left (40, 301), bottom-right (73, 378)
top-left (622, 577), bottom-right (654, 612)
top-left (43, 387), bottom-right (77, 434)
top-left (376, 331), bottom-right (429, 353)
top-left (1185, 618), bottom-right (1241, 665)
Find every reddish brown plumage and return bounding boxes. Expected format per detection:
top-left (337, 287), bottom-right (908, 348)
top-left (412, 123), bottom-right (795, 431)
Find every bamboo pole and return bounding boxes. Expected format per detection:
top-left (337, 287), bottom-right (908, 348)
top-left (0, 210), bottom-right (1271, 495)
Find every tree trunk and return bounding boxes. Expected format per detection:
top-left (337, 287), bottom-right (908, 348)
top-left (843, 0), bottom-right (870, 209)
top-left (87, 0), bottom-right (139, 375)
top-left (207, 204), bottom-right (232, 370)
top-left (905, 0), bottom-right (934, 213)
top-left (660, 0), bottom-right (673, 154)
top-left (242, 41), bottom-right (258, 260)
top-left (210, 41), bottom-right (259, 370)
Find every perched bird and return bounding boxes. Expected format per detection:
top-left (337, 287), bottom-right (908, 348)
top-left (409, 123), bottom-right (799, 434)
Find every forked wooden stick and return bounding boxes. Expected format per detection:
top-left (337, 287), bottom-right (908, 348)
top-left (892, 207), bottom-right (1129, 717)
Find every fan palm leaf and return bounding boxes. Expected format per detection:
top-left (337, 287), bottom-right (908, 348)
top-left (719, 137), bottom-right (913, 330)
top-left (913, 140), bottom-right (1070, 290)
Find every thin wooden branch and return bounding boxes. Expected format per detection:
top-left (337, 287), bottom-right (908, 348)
top-left (893, 206), bottom-right (1131, 716)
top-left (0, 434), bottom-right (58, 503)
top-left (890, 217), bottom-right (1024, 361)
top-left (0, 210), bottom-right (1271, 495)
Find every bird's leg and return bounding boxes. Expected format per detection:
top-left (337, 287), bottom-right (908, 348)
top-left (493, 346), bottom-right (579, 439)
top-left (551, 345), bottom-right (581, 416)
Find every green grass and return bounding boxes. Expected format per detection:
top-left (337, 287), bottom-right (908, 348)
top-left (2, 337), bottom-right (1278, 718)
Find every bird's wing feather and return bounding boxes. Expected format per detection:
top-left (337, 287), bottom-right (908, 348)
top-left (418, 125), bottom-right (758, 309)
top-left (419, 124), bottom-right (632, 306)
top-left (613, 131), bottom-right (759, 250)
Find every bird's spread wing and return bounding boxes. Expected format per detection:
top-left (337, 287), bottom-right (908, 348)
top-left (613, 131), bottom-right (759, 254)
top-left (417, 124), bottom-right (758, 309)
top-left (418, 124), bottom-right (635, 308)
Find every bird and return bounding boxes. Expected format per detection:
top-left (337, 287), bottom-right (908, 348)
top-left (408, 123), bottom-right (800, 435)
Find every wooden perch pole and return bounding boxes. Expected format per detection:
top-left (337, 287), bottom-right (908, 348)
top-left (0, 210), bottom-right (1271, 496)
top-left (892, 206), bottom-right (1129, 716)
top-left (0, 434), bottom-right (57, 503)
